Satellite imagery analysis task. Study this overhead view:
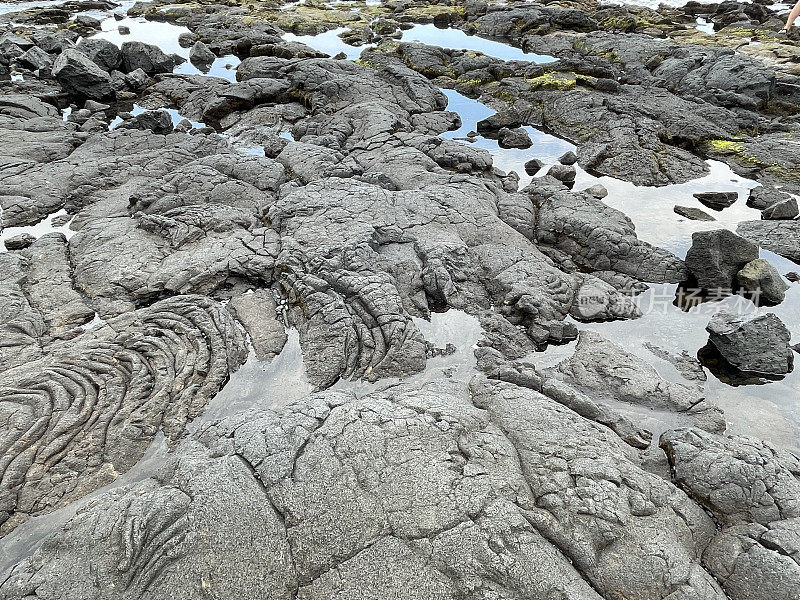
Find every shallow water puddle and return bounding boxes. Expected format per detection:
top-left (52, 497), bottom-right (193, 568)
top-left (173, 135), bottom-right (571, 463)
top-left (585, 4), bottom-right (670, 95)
top-left (203, 328), bottom-right (313, 416)
top-left (695, 17), bottom-right (715, 35)
top-left (333, 309), bottom-right (484, 395)
top-left (400, 23), bottom-right (557, 63)
top-left (283, 26), bottom-right (369, 60)
top-left (0, 209), bottom-right (74, 251)
top-left (575, 161), bottom-right (761, 257)
top-left (0, 0), bottom-right (67, 16)
top-left (0, 431), bottom-right (170, 574)
top-left (92, 13), bottom-right (189, 56)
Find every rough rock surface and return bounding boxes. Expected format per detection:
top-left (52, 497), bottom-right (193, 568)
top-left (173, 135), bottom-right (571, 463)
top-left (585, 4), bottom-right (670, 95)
top-left (736, 258), bottom-right (790, 305)
top-left (0, 294), bottom-right (247, 534)
top-left (2, 0), bottom-right (800, 596)
top-left (52, 48), bottom-right (113, 99)
top-left (661, 428), bottom-right (800, 600)
top-left (706, 311), bottom-right (794, 377)
top-left (0, 379), bottom-right (731, 600)
top-left (553, 331), bottom-right (725, 432)
top-left (737, 220), bottom-right (800, 262)
top-left (685, 229), bottom-right (759, 289)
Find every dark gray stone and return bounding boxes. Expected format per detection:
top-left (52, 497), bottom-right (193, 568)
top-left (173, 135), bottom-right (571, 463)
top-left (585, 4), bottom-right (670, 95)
top-left (706, 312), bottom-right (794, 377)
top-left (736, 258), bottom-right (790, 305)
top-left (761, 196), bottom-right (798, 220)
top-left (3, 233), bottom-right (36, 250)
top-left (674, 205), bottom-right (715, 221)
top-left (76, 38), bottom-right (123, 72)
top-left (685, 229), bottom-right (758, 289)
top-left (559, 150), bottom-right (577, 165)
top-left (52, 48), bottom-right (113, 99)
top-left (497, 126), bottom-right (532, 149)
top-left (121, 41), bottom-right (176, 75)
top-left (693, 191), bottom-right (738, 211)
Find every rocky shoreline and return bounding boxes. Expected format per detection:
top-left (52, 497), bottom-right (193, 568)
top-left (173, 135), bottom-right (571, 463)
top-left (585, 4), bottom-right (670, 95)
top-left (0, 0), bottom-right (799, 598)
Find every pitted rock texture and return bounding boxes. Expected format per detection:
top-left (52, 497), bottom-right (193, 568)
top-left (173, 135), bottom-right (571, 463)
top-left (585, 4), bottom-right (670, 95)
top-left (0, 379), bottom-right (732, 600)
top-left (661, 428), bottom-right (800, 600)
top-left (3, 1), bottom-right (800, 596)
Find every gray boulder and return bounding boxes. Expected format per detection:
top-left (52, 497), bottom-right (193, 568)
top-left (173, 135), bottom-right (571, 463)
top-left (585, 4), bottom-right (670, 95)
top-left (52, 48), bottom-right (113, 99)
top-left (3, 233), bottom-right (36, 250)
top-left (737, 220), bottom-right (800, 263)
top-left (761, 196), bottom-right (798, 220)
top-left (117, 109), bottom-right (174, 134)
top-left (17, 46), bottom-right (54, 72)
top-left (693, 191), bottom-right (738, 211)
top-left (736, 258), bottom-right (789, 305)
top-left (76, 38), bottom-right (123, 72)
top-left (558, 150), bottom-right (577, 165)
top-left (189, 40), bottom-right (215, 66)
top-left (523, 157), bottom-right (544, 175)
top-left (121, 41), bottom-right (175, 75)
top-left (547, 163), bottom-right (576, 184)
top-left (685, 229), bottom-right (758, 289)
top-left (583, 183), bottom-right (607, 198)
top-left (747, 185), bottom-right (790, 210)
top-left (497, 126), bottom-right (532, 149)
top-left (706, 311), bottom-right (794, 377)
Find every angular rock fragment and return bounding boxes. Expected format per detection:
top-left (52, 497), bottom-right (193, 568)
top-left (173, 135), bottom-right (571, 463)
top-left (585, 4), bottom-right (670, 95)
top-left (705, 311), bottom-right (794, 378)
top-left (685, 229), bottom-right (758, 289)
top-left (76, 37), bottom-right (122, 72)
top-left (693, 191), bottom-right (738, 210)
top-left (747, 185), bottom-right (790, 210)
top-left (121, 41), bottom-right (175, 75)
top-left (3, 232), bottom-right (36, 250)
top-left (762, 196), bottom-right (799, 220)
top-left (736, 258), bottom-right (789, 305)
top-left (674, 205), bottom-right (715, 221)
top-left (737, 220), bottom-right (800, 263)
top-left (52, 48), bottom-right (113, 99)
top-left (189, 40), bottom-right (215, 67)
top-left (497, 126), bottom-right (532, 148)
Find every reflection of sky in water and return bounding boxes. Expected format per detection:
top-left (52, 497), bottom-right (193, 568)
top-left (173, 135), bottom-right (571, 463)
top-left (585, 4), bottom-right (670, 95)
top-left (442, 88), bottom-right (573, 188)
top-left (600, 0), bottom-right (720, 8)
top-left (695, 17), bottom-right (715, 34)
top-left (333, 310), bottom-right (484, 395)
top-left (0, 209), bottom-right (74, 251)
top-left (400, 24), bottom-right (556, 64)
top-left (7, 10), bottom-right (795, 446)
top-left (578, 161), bottom-right (761, 257)
top-left (283, 27), bottom-right (368, 60)
top-left (92, 15), bottom-right (190, 57)
top-left (0, 0), bottom-right (67, 16)
top-left (204, 328), bottom-right (312, 415)
top-left (563, 275), bottom-right (800, 452)
top-left (174, 55), bottom-right (241, 81)
top-left (109, 103), bottom-right (206, 129)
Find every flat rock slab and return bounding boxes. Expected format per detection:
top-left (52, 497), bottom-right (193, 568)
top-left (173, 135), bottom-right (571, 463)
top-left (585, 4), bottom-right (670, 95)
top-left (737, 220), bottom-right (800, 263)
top-left (693, 191), bottom-right (738, 211)
top-left (674, 205), bottom-right (715, 221)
